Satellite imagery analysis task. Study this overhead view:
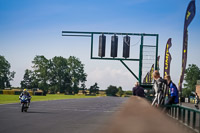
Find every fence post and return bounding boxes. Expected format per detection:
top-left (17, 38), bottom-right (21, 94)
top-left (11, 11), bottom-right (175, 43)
top-left (175, 107), bottom-right (177, 119)
top-left (199, 113), bottom-right (200, 133)
top-left (193, 111), bottom-right (196, 129)
top-left (187, 110), bottom-right (190, 126)
top-left (183, 109), bottom-right (186, 123)
top-left (172, 107), bottom-right (174, 118)
top-left (178, 107), bottom-right (181, 120)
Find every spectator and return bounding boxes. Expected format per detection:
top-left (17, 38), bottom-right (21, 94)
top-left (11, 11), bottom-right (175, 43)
top-left (132, 82), bottom-right (145, 97)
top-left (195, 92), bottom-right (199, 109)
top-left (164, 75), bottom-right (179, 105)
top-left (151, 70), bottom-right (167, 106)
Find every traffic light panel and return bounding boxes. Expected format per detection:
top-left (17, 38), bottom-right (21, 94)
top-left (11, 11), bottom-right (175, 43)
top-left (98, 34), bottom-right (106, 57)
top-left (123, 35), bottom-right (130, 58)
top-left (111, 35), bottom-right (118, 58)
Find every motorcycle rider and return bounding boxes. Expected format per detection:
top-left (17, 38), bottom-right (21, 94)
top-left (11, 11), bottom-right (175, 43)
top-left (19, 89), bottom-right (31, 107)
top-left (164, 75), bottom-right (179, 104)
top-left (151, 70), bottom-right (167, 107)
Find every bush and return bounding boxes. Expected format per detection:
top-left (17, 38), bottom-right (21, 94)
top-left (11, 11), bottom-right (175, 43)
top-left (124, 91), bottom-right (132, 95)
top-left (34, 92), bottom-right (43, 96)
top-left (106, 85), bottom-right (118, 96)
top-left (117, 86), bottom-right (124, 97)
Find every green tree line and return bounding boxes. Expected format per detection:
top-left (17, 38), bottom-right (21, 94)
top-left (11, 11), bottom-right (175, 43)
top-left (0, 55), bottom-right (15, 89)
top-left (1, 54), bottom-right (199, 97)
top-left (183, 64), bottom-right (200, 97)
top-left (20, 55), bottom-right (87, 95)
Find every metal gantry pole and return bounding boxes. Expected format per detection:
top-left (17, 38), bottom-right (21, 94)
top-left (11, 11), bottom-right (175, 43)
top-left (62, 31), bottom-right (159, 84)
top-left (139, 35), bottom-right (144, 84)
top-left (120, 60), bottom-right (139, 80)
top-left (155, 34), bottom-right (159, 70)
top-left (90, 33), bottom-right (94, 59)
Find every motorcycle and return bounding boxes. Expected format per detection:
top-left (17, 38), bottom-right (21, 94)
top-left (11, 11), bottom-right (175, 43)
top-left (20, 95), bottom-right (29, 112)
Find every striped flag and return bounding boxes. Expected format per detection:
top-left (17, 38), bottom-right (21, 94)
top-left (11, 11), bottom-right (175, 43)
top-left (163, 38), bottom-right (172, 77)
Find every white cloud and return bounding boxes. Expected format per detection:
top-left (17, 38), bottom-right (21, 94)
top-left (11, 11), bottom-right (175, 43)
top-left (86, 66), bottom-right (135, 91)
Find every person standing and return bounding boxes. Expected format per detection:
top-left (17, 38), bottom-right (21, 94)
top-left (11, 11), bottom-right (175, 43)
top-left (164, 75), bottom-right (179, 105)
top-left (195, 92), bottom-right (199, 109)
top-left (132, 82), bottom-right (145, 97)
top-left (152, 70), bottom-right (167, 106)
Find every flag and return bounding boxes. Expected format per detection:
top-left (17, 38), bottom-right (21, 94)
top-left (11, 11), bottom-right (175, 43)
top-left (143, 72), bottom-right (149, 83)
top-left (149, 64), bottom-right (154, 83)
top-left (163, 38), bottom-right (172, 77)
top-left (143, 73), bottom-right (148, 83)
top-left (143, 64), bottom-right (154, 84)
top-left (157, 56), bottom-right (160, 71)
top-left (143, 76), bottom-right (146, 83)
top-left (179, 0), bottom-right (196, 91)
top-left (146, 72), bottom-right (149, 83)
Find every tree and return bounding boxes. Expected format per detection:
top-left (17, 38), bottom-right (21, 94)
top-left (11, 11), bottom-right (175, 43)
top-left (21, 69), bottom-right (38, 89)
top-left (67, 56), bottom-right (87, 94)
top-left (183, 64), bottom-right (200, 97)
top-left (89, 83), bottom-right (99, 95)
top-left (0, 55), bottom-right (15, 89)
top-left (94, 83), bottom-right (99, 94)
top-left (106, 85), bottom-right (118, 96)
top-left (81, 83), bottom-right (86, 94)
top-left (117, 86), bottom-right (124, 97)
top-left (49, 56), bottom-right (71, 93)
top-left (32, 55), bottom-right (50, 95)
top-left (22, 55), bottom-right (87, 95)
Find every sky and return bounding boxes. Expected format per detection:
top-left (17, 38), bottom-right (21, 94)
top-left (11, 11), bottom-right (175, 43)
top-left (0, 0), bottom-right (200, 90)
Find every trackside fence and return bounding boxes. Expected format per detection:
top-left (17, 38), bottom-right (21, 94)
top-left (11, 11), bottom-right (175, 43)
top-left (166, 104), bottom-right (200, 133)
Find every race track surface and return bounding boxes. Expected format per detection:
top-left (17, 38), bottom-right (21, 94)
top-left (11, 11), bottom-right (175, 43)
top-left (0, 97), bottom-right (128, 133)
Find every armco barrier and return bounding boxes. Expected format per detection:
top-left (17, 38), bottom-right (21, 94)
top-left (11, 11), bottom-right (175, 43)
top-left (14, 91), bottom-right (22, 95)
top-left (166, 104), bottom-right (200, 133)
top-left (1, 90), bottom-right (33, 95)
top-left (3, 90), bottom-right (15, 95)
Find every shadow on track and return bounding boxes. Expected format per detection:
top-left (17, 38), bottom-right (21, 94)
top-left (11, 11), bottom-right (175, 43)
top-left (26, 111), bottom-right (51, 114)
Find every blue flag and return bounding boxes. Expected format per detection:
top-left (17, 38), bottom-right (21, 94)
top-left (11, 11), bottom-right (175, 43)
top-left (179, 0), bottom-right (196, 92)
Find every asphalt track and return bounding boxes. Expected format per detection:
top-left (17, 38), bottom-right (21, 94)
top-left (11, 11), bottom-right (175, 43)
top-left (0, 97), bottom-right (128, 133)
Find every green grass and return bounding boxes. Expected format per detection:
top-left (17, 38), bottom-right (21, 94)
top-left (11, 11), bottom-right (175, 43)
top-left (0, 94), bottom-right (97, 104)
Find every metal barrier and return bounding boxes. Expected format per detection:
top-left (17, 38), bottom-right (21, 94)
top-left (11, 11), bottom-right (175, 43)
top-left (166, 104), bottom-right (200, 133)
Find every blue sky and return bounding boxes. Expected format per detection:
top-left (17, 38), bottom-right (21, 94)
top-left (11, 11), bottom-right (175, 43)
top-left (0, 0), bottom-right (200, 90)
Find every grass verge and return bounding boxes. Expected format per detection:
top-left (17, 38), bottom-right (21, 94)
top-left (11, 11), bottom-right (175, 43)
top-left (0, 94), bottom-right (97, 104)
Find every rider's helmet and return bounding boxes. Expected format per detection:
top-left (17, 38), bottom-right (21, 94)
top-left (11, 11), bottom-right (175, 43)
top-left (23, 89), bottom-right (27, 95)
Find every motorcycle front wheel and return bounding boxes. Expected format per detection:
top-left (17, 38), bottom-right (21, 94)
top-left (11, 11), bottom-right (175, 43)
top-left (21, 104), bottom-right (24, 112)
